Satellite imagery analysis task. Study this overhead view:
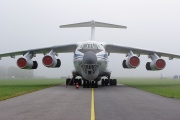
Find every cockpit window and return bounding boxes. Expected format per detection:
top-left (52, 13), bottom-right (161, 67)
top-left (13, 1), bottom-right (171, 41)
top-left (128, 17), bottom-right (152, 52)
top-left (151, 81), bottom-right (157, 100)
top-left (83, 44), bottom-right (88, 49)
top-left (88, 44), bottom-right (91, 48)
top-left (80, 43), bottom-right (102, 49)
top-left (97, 45), bottom-right (101, 49)
top-left (93, 44), bottom-right (97, 49)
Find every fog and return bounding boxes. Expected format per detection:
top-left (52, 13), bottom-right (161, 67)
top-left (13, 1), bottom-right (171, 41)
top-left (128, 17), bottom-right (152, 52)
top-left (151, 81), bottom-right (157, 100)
top-left (0, 0), bottom-right (180, 78)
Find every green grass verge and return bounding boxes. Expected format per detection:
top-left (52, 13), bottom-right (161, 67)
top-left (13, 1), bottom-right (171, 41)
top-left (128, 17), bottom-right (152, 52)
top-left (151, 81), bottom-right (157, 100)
top-left (118, 78), bottom-right (180, 99)
top-left (0, 79), bottom-right (65, 101)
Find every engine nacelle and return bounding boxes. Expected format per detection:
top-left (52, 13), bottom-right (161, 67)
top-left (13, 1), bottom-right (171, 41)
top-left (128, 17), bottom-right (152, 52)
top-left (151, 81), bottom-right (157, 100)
top-left (17, 57), bottom-right (38, 69)
top-left (146, 58), bottom-right (166, 71)
top-left (42, 55), bottom-right (61, 68)
top-left (122, 56), bottom-right (140, 69)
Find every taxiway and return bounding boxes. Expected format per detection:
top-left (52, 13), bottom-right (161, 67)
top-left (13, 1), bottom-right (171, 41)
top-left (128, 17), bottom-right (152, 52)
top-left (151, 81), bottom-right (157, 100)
top-left (0, 84), bottom-right (180, 120)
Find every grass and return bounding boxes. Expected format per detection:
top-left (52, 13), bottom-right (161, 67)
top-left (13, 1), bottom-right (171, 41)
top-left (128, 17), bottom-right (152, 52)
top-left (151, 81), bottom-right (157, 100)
top-left (0, 79), bottom-right (65, 101)
top-left (118, 78), bottom-right (180, 99)
top-left (1, 78), bottom-right (180, 101)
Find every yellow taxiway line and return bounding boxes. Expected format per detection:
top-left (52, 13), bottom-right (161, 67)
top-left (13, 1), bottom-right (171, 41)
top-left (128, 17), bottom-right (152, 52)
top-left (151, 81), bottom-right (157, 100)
top-left (91, 88), bottom-right (95, 120)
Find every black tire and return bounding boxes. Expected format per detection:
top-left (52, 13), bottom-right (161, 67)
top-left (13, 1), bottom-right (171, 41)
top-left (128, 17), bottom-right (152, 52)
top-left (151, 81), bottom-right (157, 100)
top-left (87, 80), bottom-right (89, 88)
top-left (92, 81), bottom-right (94, 88)
top-left (114, 79), bottom-right (117, 86)
top-left (83, 80), bottom-right (86, 88)
top-left (110, 79), bottom-right (113, 86)
top-left (105, 79), bottom-right (109, 86)
top-left (70, 79), bottom-right (73, 85)
top-left (95, 81), bottom-right (98, 88)
top-left (78, 79), bottom-right (82, 86)
top-left (66, 78), bottom-right (70, 85)
top-left (101, 79), bottom-right (104, 86)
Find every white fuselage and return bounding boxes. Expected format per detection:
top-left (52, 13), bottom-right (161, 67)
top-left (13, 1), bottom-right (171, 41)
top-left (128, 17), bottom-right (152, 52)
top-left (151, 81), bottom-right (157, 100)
top-left (73, 41), bottom-right (108, 80)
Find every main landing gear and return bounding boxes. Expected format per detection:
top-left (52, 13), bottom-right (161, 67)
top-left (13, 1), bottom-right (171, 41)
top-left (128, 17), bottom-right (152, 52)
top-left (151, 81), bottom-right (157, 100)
top-left (101, 79), bottom-right (117, 86)
top-left (66, 77), bottom-right (117, 88)
top-left (66, 78), bottom-right (82, 86)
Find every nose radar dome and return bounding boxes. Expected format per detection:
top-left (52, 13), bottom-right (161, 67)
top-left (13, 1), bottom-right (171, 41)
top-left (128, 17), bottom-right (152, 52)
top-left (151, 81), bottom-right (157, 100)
top-left (83, 51), bottom-right (97, 64)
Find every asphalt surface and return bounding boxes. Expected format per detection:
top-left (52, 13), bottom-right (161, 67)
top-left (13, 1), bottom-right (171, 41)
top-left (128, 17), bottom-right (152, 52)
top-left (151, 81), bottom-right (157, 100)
top-left (0, 84), bottom-right (180, 120)
top-left (95, 85), bottom-right (180, 120)
top-left (0, 85), bottom-right (91, 120)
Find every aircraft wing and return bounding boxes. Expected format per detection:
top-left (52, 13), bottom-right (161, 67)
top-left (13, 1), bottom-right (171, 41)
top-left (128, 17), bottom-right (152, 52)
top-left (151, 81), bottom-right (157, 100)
top-left (0, 43), bottom-right (78, 59)
top-left (103, 43), bottom-right (180, 59)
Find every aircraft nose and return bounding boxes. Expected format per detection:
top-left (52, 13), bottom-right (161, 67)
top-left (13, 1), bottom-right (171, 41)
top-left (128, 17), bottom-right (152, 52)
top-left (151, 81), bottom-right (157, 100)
top-left (83, 51), bottom-right (97, 64)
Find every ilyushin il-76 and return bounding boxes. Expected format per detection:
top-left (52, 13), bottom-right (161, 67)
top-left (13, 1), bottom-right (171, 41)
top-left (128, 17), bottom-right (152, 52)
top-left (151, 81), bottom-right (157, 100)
top-left (1, 20), bottom-right (180, 88)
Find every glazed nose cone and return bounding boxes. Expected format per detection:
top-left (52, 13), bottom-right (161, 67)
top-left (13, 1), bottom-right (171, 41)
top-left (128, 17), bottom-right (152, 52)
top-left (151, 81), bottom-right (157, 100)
top-left (83, 51), bottom-right (97, 64)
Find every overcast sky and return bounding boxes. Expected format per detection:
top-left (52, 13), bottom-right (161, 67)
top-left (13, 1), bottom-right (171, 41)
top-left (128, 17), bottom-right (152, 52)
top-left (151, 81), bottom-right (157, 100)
top-left (0, 0), bottom-right (180, 78)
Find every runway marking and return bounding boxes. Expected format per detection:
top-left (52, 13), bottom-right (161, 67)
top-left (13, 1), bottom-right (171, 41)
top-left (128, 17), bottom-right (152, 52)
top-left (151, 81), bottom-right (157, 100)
top-left (91, 88), bottom-right (95, 120)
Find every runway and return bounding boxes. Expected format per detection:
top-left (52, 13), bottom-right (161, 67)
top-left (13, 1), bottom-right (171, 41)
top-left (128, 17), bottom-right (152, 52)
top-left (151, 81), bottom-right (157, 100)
top-left (0, 84), bottom-right (180, 120)
top-left (0, 85), bottom-right (91, 120)
top-left (95, 85), bottom-right (180, 120)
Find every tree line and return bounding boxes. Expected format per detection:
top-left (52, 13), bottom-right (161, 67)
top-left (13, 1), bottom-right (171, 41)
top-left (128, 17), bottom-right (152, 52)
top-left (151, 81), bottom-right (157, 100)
top-left (0, 66), bottom-right (34, 78)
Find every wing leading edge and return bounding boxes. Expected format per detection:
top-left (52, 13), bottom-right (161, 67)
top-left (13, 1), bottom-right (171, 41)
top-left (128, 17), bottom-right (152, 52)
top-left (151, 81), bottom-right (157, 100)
top-left (0, 43), bottom-right (79, 59)
top-left (104, 43), bottom-right (180, 59)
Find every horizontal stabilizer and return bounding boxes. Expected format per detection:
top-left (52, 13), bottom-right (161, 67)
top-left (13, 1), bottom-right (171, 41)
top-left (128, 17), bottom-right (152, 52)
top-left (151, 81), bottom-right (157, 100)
top-left (60, 20), bottom-right (127, 29)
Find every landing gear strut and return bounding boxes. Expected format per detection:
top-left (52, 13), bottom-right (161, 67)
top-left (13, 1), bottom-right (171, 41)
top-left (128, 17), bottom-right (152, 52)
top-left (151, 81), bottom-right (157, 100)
top-left (66, 78), bottom-right (73, 86)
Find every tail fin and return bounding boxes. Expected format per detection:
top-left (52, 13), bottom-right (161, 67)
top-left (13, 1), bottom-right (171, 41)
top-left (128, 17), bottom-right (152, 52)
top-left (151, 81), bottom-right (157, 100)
top-left (59, 20), bottom-right (127, 40)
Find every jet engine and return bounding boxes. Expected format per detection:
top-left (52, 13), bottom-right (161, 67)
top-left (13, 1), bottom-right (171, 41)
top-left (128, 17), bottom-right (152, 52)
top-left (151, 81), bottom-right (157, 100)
top-left (17, 57), bottom-right (38, 69)
top-left (42, 55), bottom-right (61, 68)
top-left (146, 53), bottom-right (166, 71)
top-left (146, 58), bottom-right (166, 70)
top-left (123, 56), bottom-right (140, 69)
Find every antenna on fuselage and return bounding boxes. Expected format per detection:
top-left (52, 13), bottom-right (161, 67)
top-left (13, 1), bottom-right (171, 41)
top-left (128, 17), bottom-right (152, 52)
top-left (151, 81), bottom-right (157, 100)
top-left (60, 20), bottom-right (127, 41)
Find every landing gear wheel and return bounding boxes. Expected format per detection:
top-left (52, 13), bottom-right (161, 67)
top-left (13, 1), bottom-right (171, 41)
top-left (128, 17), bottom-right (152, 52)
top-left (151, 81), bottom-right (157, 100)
top-left (110, 79), bottom-right (113, 86)
top-left (87, 80), bottom-right (90, 88)
top-left (70, 79), bottom-right (74, 85)
top-left (92, 81), bottom-right (94, 88)
top-left (114, 79), bottom-right (117, 86)
top-left (66, 78), bottom-right (70, 85)
top-left (78, 79), bottom-right (82, 86)
top-left (101, 79), bottom-right (105, 86)
top-left (105, 79), bottom-right (109, 86)
top-left (83, 80), bottom-right (86, 88)
top-left (95, 81), bottom-right (98, 88)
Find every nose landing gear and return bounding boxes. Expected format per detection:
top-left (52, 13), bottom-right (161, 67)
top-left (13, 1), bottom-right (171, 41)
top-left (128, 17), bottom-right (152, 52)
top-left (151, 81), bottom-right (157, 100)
top-left (91, 81), bottom-right (98, 88)
top-left (83, 80), bottom-right (98, 88)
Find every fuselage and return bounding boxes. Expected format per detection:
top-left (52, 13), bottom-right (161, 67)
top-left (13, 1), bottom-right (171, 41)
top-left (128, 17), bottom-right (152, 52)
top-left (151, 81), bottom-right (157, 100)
top-left (73, 41), bottom-right (108, 81)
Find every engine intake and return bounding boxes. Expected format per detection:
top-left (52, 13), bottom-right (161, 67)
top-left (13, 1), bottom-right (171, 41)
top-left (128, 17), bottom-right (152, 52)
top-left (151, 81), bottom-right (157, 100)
top-left (17, 57), bottom-right (38, 69)
top-left (42, 55), bottom-right (61, 68)
top-left (146, 58), bottom-right (166, 70)
top-left (123, 56), bottom-right (140, 69)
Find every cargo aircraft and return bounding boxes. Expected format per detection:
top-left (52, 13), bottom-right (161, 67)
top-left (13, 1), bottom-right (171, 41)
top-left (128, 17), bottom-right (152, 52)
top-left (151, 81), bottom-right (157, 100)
top-left (1, 20), bottom-right (180, 88)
